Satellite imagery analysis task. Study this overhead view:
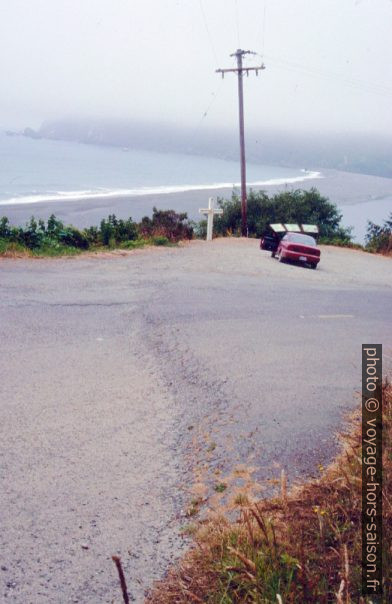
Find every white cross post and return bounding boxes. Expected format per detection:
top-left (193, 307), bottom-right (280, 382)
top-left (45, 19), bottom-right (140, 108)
top-left (199, 197), bottom-right (223, 241)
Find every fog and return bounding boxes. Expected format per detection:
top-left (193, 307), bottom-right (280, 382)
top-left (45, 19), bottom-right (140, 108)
top-left (1, 0), bottom-right (392, 136)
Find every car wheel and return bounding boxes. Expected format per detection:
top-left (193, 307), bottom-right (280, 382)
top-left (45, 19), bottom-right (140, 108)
top-left (310, 263), bottom-right (317, 269)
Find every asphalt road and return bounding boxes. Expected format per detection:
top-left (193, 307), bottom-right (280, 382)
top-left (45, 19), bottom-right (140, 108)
top-left (1, 239), bottom-right (391, 603)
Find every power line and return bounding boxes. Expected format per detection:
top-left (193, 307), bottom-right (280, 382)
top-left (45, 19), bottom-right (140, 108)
top-left (234, 0), bottom-right (241, 47)
top-left (177, 79), bottom-right (225, 161)
top-left (261, 52), bottom-right (392, 99)
top-left (198, 79), bottom-right (225, 122)
top-left (198, 0), bottom-right (219, 64)
top-left (261, 1), bottom-right (267, 57)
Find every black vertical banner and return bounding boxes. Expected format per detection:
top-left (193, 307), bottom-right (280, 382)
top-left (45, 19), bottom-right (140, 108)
top-left (362, 344), bottom-right (383, 597)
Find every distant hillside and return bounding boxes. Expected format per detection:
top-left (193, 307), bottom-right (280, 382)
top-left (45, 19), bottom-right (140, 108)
top-left (21, 118), bottom-right (392, 179)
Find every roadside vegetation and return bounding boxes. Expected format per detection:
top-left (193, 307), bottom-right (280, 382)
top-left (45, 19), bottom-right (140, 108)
top-left (198, 188), bottom-right (392, 255)
top-left (1, 189), bottom-right (391, 257)
top-left (202, 188), bottom-right (352, 242)
top-left (0, 208), bottom-right (193, 257)
top-left (146, 382), bottom-right (391, 603)
top-left (365, 213), bottom-right (392, 254)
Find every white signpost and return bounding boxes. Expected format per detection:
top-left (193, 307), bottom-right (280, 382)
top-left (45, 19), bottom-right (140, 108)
top-left (199, 197), bottom-right (223, 241)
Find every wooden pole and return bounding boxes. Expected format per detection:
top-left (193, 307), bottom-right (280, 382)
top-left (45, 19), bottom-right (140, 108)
top-left (235, 50), bottom-right (247, 237)
top-left (216, 51), bottom-right (265, 238)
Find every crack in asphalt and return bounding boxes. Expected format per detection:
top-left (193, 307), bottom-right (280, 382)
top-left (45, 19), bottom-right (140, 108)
top-left (0, 300), bottom-right (135, 308)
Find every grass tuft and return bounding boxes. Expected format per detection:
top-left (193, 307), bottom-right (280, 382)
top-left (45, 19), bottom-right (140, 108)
top-left (214, 483), bottom-right (228, 493)
top-left (146, 382), bottom-right (391, 603)
top-left (0, 240), bottom-right (32, 257)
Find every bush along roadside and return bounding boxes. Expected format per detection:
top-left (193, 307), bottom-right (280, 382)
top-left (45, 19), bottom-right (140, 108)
top-left (146, 382), bottom-right (391, 604)
top-left (0, 207), bottom-right (194, 257)
top-left (365, 213), bottom-right (392, 254)
top-left (197, 190), bottom-right (392, 255)
top-left (211, 188), bottom-right (353, 243)
top-left (1, 192), bottom-right (391, 258)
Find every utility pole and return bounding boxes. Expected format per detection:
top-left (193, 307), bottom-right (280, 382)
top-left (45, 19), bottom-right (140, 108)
top-left (216, 50), bottom-right (265, 236)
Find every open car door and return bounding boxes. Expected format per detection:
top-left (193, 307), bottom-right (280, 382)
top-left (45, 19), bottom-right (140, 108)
top-left (260, 223), bottom-right (287, 252)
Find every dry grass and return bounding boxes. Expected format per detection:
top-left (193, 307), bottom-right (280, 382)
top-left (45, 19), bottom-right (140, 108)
top-left (0, 241), bottom-right (33, 258)
top-left (146, 383), bottom-right (391, 603)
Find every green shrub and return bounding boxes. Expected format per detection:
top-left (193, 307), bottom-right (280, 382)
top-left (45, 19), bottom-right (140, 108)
top-left (19, 217), bottom-right (45, 248)
top-left (365, 213), bottom-right (392, 253)
top-left (46, 214), bottom-right (64, 238)
top-left (59, 226), bottom-right (89, 249)
top-left (214, 188), bottom-right (352, 242)
top-left (84, 225), bottom-right (100, 245)
top-left (119, 239), bottom-right (147, 249)
top-left (99, 214), bottom-right (138, 245)
top-left (0, 217), bottom-right (11, 239)
top-left (318, 236), bottom-right (362, 249)
top-left (0, 239), bottom-right (31, 256)
top-left (194, 219), bottom-right (207, 239)
top-left (33, 244), bottom-right (82, 257)
top-left (152, 235), bottom-right (170, 246)
top-left (140, 207), bottom-right (193, 242)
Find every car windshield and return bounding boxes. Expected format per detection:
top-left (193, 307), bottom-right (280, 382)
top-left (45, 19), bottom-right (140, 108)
top-left (284, 233), bottom-right (316, 246)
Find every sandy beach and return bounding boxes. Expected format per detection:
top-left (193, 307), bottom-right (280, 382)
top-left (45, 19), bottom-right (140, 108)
top-left (2, 168), bottom-right (392, 229)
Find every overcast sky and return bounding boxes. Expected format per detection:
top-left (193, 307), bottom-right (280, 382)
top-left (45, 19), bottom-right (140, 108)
top-left (1, 0), bottom-right (391, 135)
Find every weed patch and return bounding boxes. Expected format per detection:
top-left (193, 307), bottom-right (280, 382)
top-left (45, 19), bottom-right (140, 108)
top-left (147, 383), bottom-right (391, 603)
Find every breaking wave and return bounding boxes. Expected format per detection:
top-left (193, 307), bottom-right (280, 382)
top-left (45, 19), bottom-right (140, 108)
top-left (0, 171), bottom-right (323, 206)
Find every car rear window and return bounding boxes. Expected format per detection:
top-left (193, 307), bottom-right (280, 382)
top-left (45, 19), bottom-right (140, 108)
top-left (284, 233), bottom-right (316, 246)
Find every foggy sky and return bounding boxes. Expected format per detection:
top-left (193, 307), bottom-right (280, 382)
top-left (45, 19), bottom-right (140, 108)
top-left (1, 0), bottom-right (391, 136)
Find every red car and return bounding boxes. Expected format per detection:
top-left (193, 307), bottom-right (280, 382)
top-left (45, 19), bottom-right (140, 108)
top-left (275, 232), bottom-right (321, 269)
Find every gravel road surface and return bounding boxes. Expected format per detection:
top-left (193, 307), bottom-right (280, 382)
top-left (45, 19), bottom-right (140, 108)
top-left (1, 239), bottom-right (391, 602)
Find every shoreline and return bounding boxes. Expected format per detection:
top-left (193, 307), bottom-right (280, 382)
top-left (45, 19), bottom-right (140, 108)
top-left (1, 168), bottom-right (392, 229)
top-left (0, 169), bottom-right (323, 207)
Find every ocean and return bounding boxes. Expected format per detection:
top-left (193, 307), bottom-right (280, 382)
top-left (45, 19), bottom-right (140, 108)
top-left (0, 132), bottom-right (320, 205)
top-left (1, 131), bottom-right (391, 242)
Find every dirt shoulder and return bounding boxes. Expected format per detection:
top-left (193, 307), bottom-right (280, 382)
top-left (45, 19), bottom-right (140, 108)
top-left (146, 383), bottom-right (391, 603)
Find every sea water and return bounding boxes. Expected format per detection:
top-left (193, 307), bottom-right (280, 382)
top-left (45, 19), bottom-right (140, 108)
top-left (1, 131), bottom-right (391, 242)
top-left (340, 199), bottom-right (392, 243)
top-left (0, 131), bottom-right (320, 205)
